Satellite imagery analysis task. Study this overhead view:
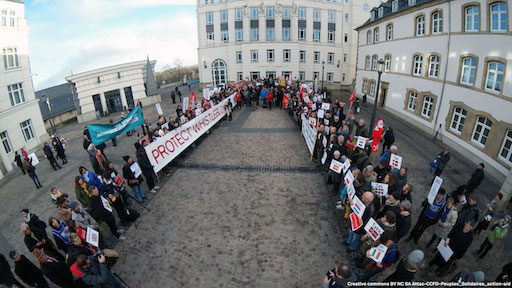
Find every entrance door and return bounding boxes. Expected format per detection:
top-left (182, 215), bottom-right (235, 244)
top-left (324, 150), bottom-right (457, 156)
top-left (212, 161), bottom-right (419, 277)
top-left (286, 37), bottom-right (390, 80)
top-left (104, 89), bottom-right (123, 113)
top-left (379, 84), bottom-right (388, 108)
top-left (92, 94), bottom-right (104, 117)
top-left (124, 87), bottom-right (135, 109)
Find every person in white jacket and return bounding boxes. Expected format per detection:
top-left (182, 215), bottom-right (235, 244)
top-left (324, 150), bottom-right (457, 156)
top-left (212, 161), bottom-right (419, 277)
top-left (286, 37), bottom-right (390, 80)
top-left (426, 197), bottom-right (458, 247)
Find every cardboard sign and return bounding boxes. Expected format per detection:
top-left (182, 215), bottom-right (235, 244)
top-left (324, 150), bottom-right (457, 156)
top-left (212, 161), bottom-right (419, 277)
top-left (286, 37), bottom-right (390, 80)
top-left (350, 212), bottom-right (363, 231)
top-left (321, 152), bottom-right (328, 165)
top-left (195, 108), bottom-right (202, 116)
top-left (100, 195), bottom-right (113, 213)
top-left (86, 227), bottom-right (100, 248)
top-left (364, 218), bottom-right (384, 241)
top-left (308, 117), bottom-right (317, 128)
top-left (428, 176), bottom-right (444, 204)
top-left (342, 158), bottom-right (351, 174)
top-left (317, 109), bottom-right (325, 119)
top-left (371, 182), bottom-right (389, 197)
top-left (324, 119), bottom-right (329, 126)
top-left (437, 239), bottom-right (454, 261)
top-left (369, 244), bottom-right (388, 263)
top-left (182, 97), bottom-right (189, 112)
top-left (130, 162), bottom-right (142, 178)
top-left (351, 196), bottom-right (366, 218)
top-left (321, 103), bottom-right (330, 110)
top-left (346, 182), bottom-right (356, 200)
top-left (344, 171), bottom-right (355, 186)
top-left (330, 159), bottom-right (343, 174)
top-left (390, 154), bottom-right (403, 170)
top-left (155, 103), bottom-right (163, 115)
top-left (356, 137), bottom-right (367, 149)
top-left (161, 123), bottom-right (169, 130)
top-left (114, 175), bottom-right (123, 186)
top-left (29, 153), bottom-right (39, 166)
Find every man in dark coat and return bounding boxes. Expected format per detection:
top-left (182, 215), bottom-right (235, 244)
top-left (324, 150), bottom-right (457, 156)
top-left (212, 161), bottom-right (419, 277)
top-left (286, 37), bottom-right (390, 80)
top-left (21, 223), bottom-right (62, 258)
top-left (83, 135), bottom-right (92, 151)
top-left (381, 127), bottom-right (395, 155)
top-left (466, 163), bottom-right (485, 195)
top-left (33, 248), bottom-right (74, 288)
top-left (407, 189), bottom-right (446, 244)
top-left (0, 253), bottom-right (25, 288)
top-left (89, 185), bottom-right (125, 240)
top-left (456, 194), bottom-right (480, 225)
top-left (71, 254), bottom-right (124, 288)
top-left (395, 200), bottom-right (412, 242)
top-left (346, 192), bottom-right (375, 252)
top-left (43, 142), bottom-right (61, 170)
top-left (136, 141), bottom-right (160, 193)
top-left (9, 251), bottom-right (49, 288)
top-left (385, 250), bottom-right (424, 281)
top-left (14, 151), bottom-right (25, 174)
top-left (434, 147), bottom-right (451, 177)
top-left (170, 90), bottom-right (176, 104)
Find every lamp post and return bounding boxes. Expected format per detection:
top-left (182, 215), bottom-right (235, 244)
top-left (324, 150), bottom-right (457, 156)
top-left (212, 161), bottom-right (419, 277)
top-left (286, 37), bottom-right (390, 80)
top-left (321, 61), bottom-right (325, 92)
top-left (368, 59), bottom-right (385, 139)
top-left (45, 97), bottom-right (56, 134)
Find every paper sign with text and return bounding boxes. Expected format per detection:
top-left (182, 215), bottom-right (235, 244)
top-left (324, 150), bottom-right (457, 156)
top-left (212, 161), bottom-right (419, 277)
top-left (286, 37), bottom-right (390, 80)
top-left (428, 176), bottom-right (444, 204)
top-left (350, 212), bottom-right (363, 231)
top-left (371, 182), bottom-right (389, 197)
top-left (100, 196), bottom-right (113, 213)
top-left (346, 182), bottom-right (356, 200)
top-left (317, 109), bottom-right (325, 118)
top-left (369, 244), bottom-right (388, 263)
top-left (86, 227), bottom-right (100, 247)
top-left (390, 154), bottom-right (403, 170)
top-left (321, 103), bottom-right (330, 110)
top-left (356, 137), bottom-right (367, 149)
top-left (437, 239), bottom-right (454, 261)
top-left (364, 218), bottom-right (384, 241)
top-left (329, 159), bottom-right (343, 174)
top-left (155, 103), bottom-right (163, 115)
top-left (344, 171), bottom-right (355, 186)
top-left (351, 196), bottom-right (366, 218)
top-left (321, 152), bottom-right (328, 164)
top-left (342, 158), bottom-right (351, 174)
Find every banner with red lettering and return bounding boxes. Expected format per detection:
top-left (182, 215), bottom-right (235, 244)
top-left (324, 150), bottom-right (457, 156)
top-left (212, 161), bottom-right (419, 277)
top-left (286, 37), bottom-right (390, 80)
top-left (282, 93), bottom-right (289, 109)
top-left (145, 93), bottom-right (236, 173)
top-left (349, 90), bottom-right (356, 106)
top-left (371, 116), bottom-right (384, 153)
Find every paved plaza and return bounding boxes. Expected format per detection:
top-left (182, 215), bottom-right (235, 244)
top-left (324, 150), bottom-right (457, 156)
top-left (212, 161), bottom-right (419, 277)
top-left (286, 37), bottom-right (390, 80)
top-left (0, 86), bottom-right (511, 287)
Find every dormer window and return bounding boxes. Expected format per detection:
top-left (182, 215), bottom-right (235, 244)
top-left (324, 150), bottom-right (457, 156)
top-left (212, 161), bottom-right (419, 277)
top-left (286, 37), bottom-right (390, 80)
top-left (392, 1), bottom-right (398, 12)
top-left (409, 0), bottom-right (416, 6)
top-left (378, 7), bottom-right (383, 18)
top-left (371, 11), bottom-right (375, 21)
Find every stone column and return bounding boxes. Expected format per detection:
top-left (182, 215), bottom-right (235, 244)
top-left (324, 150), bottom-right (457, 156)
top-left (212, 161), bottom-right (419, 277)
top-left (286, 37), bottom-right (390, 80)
top-left (100, 92), bottom-right (108, 115)
top-left (119, 88), bottom-right (128, 111)
top-left (498, 168), bottom-right (512, 211)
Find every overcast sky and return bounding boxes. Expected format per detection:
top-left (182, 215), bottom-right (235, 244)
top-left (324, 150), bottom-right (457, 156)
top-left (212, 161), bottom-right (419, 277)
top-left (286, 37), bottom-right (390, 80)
top-left (25, 0), bottom-right (197, 90)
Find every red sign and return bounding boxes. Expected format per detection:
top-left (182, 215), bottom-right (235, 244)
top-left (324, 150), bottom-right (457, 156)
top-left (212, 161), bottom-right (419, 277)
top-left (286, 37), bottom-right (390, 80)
top-left (114, 175), bottom-right (123, 186)
top-left (349, 90), bottom-right (356, 106)
top-left (282, 93), bottom-right (289, 109)
top-left (350, 212), bottom-right (363, 231)
top-left (371, 116), bottom-right (384, 153)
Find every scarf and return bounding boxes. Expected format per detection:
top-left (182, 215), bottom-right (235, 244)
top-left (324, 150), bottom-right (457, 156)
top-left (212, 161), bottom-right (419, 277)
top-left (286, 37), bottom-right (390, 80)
top-left (499, 219), bottom-right (510, 229)
top-left (24, 213), bottom-right (31, 223)
top-left (80, 182), bottom-right (91, 197)
top-left (52, 221), bottom-right (71, 245)
top-left (441, 207), bottom-right (452, 223)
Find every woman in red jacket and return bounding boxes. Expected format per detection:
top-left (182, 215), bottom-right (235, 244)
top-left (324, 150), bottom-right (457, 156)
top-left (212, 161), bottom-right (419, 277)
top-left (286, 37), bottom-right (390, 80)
top-left (235, 90), bottom-right (242, 109)
top-left (267, 89), bottom-right (273, 110)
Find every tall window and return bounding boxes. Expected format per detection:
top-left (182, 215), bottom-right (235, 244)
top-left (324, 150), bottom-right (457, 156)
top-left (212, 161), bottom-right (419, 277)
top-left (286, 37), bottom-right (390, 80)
top-left (327, 73), bottom-right (334, 83)
top-left (365, 56), bottom-right (370, 69)
top-left (328, 10), bottom-right (336, 23)
top-left (363, 80), bottom-right (368, 93)
top-left (413, 55), bottom-right (423, 76)
top-left (416, 15), bottom-right (425, 36)
top-left (384, 55), bottom-right (391, 72)
top-left (328, 53), bottom-right (334, 64)
top-left (266, 49), bottom-right (274, 62)
top-left (499, 130), bottom-right (512, 165)
top-left (328, 30), bottom-right (335, 43)
top-left (407, 91), bottom-right (417, 111)
top-left (465, 6), bottom-right (479, 31)
top-left (1, 10), bottom-right (6, 26)
top-left (485, 61), bottom-right (505, 92)
top-left (221, 30), bottom-right (229, 42)
top-left (8, 83), bottom-right (25, 106)
top-left (251, 50), bottom-right (259, 62)
top-left (250, 7), bottom-right (258, 19)
top-left (206, 12), bottom-right (213, 24)
top-left (282, 27), bottom-right (290, 41)
top-left (207, 32), bottom-right (214, 42)
top-left (9, 10), bottom-right (14, 26)
top-left (370, 81), bottom-right (376, 95)
top-left (251, 28), bottom-right (259, 41)
top-left (221, 10), bottom-right (228, 23)
top-left (300, 50), bottom-right (306, 63)
top-left (428, 55), bottom-right (440, 77)
top-left (374, 27), bottom-right (379, 42)
top-left (237, 72), bottom-right (243, 81)
top-left (450, 107), bottom-right (467, 134)
top-left (236, 51), bottom-right (242, 63)
top-left (313, 72), bottom-right (319, 80)
top-left (432, 12), bottom-right (442, 34)
top-left (490, 3), bottom-right (507, 32)
top-left (392, 0), bottom-right (398, 12)
top-left (235, 8), bottom-right (243, 21)
top-left (299, 7), bottom-right (306, 20)
top-left (283, 6), bottom-right (291, 19)
top-left (314, 51), bottom-right (320, 63)
top-left (313, 29), bottom-right (320, 42)
top-left (367, 30), bottom-right (372, 44)
top-left (20, 120), bottom-right (34, 142)
top-left (313, 9), bottom-right (321, 21)
top-left (387, 24), bottom-right (393, 40)
top-left (236, 29), bottom-right (243, 41)
top-left (472, 116), bottom-right (493, 147)
top-left (266, 6), bottom-right (274, 19)
top-left (422, 96), bottom-right (434, 118)
top-left (3, 47), bottom-right (19, 68)
top-left (378, 7), bottom-right (384, 18)
top-left (460, 57), bottom-right (477, 85)
top-left (283, 49), bottom-right (291, 62)
top-left (267, 27), bottom-right (275, 40)
top-left (372, 55), bottom-right (378, 70)
top-left (299, 71), bottom-right (305, 81)
top-left (0, 131), bottom-right (11, 154)
top-left (298, 28), bottom-right (306, 40)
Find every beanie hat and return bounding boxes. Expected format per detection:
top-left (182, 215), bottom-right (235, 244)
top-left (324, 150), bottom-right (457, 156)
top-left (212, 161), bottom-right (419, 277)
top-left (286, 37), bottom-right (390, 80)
top-left (505, 215), bottom-right (511, 222)
top-left (401, 200), bottom-right (412, 211)
top-left (69, 201), bottom-right (78, 210)
top-left (407, 250), bottom-right (424, 265)
top-left (479, 162), bottom-right (485, 168)
top-left (122, 156), bottom-right (131, 162)
top-left (473, 271), bottom-right (485, 282)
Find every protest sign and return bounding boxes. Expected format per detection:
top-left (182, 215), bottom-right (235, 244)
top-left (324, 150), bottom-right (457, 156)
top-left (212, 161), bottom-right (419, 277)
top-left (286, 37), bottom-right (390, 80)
top-left (321, 103), bottom-right (330, 110)
top-left (86, 227), bottom-right (100, 247)
top-left (155, 103), bottom-right (163, 115)
top-left (323, 119), bottom-right (329, 126)
top-left (369, 244), bottom-right (388, 263)
top-left (322, 136), bottom-right (327, 148)
top-left (29, 153), bottom-right (39, 166)
top-left (329, 159), bottom-right (343, 174)
top-left (100, 196), bottom-right (112, 212)
top-left (301, 114), bottom-right (316, 156)
top-left (371, 182), bottom-right (389, 197)
top-left (161, 123), bottom-right (169, 130)
top-left (351, 196), bottom-right (366, 218)
top-left (356, 137), bottom-right (367, 149)
top-left (437, 239), bottom-right (454, 261)
top-left (182, 97), bottom-right (189, 112)
top-left (364, 218), bottom-right (384, 241)
top-left (317, 109), bottom-right (325, 119)
top-left (308, 117), bottom-right (317, 128)
top-left (428, 176), bottom-right (443, 204)
top-left (88, 107), bottom-right (143, 146)
top-left (346, 182), bottom-right (356, 200)
top-left (350, 212), bottom-right (363, 231)
top-left (390, 154), bottom-right (403, 170)
top-left (342, 158), bottom-right (351, 174)
top-left (321, 152), bottom-right (327, 164)
top-left (130, 162), bottom-right (142, 178)
top-left (344, 171), bottom-right (355, 186)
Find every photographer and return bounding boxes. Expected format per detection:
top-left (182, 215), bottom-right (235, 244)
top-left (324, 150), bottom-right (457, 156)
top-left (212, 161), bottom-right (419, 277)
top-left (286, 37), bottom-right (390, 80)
top-left (71, 254), bottom-right (125, 288)
top-left (322, 263), bottom-right (358, 288)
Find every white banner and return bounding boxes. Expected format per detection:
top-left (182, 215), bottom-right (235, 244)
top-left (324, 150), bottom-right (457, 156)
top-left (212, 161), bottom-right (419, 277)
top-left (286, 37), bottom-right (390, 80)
top-left (145, 94), bottom-right (237, 173)
top-left (301, 113), bottom-right (316, 155)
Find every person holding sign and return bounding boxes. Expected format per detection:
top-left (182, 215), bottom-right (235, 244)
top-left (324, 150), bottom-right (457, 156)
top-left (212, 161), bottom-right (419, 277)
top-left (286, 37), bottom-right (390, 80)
top-left (360, 230), bottom-right (399, 281)
top-left (122, 156), bottom-right (145, 203)
top-left (426, 197), bottom-right (458, 248)
top-left (407, 188), bottom-right (446, 245)
top-left (346, 192), bottom-right (375, 252)
top-left (88, 186), bottom-right (125, 240)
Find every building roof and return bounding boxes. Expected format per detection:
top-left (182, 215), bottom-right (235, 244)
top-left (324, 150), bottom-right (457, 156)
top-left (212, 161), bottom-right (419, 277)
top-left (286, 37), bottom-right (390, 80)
top-left (35, 83), bottom-right (76, 120)
top-left (356, 0), bottom-right (436, 30)
top-left (65, 60), bottom-right (156, 82)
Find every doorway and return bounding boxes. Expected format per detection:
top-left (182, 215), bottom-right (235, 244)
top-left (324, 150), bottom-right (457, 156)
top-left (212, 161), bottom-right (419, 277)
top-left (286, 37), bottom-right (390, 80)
top-left (92, 94), bottom-right (104, 117)
top-left (104, 89), bottom-right (123, 113)
top-left (379, 83), bottom-right (388, 108)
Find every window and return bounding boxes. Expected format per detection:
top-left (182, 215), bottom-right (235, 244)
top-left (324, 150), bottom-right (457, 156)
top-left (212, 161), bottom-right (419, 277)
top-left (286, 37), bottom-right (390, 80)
top-left (221, 30), bottom-right (229, 42)
top-left (237, 72), bottom-right (243, 81)
top-left (413, 55), bottom-right (423, 76)
top-left (313, 9), bottom-right (321, 21)
top-left (266, 71), bottom-right (277, 79)
top-left (211, 59), bottom-right (227, 86)
top-left (299, 71), bottom-right (305, 81)
top-left (416, 15), bottom-right (425, 36)
top-left (236, 51), bottom-right (242, 63)
top-left (266, 49), bottom-right (274, 62)
top-left (1, 10), bottom-right (6, 26)
top-left (472, 116), bottom-right (493, 147)
top-left (207, 32), bottom-right (214, 42)
top-left (236, 29), bottom-right (243, 41)
top-left (250, 7), bottom-right (258, 19)
top-left (251, 50), bottom-right (259, 62)
top-left (465, 6), bottom-right (479, 31)
top-left (386, 24), bottom-right (393, 40)
top-left (365, 56), bottom-right (370, 69)
top-left (8, 83), bottom-right (25, 106)
top-left (428, 55), bottom-right (440, 77)
top-left (344, 33), bottom-right (348, 42)
top-left (343, 54), bottom-right (347, 62)
top-left (499, 130), bottom-right (512, 165)
top-left (370, 81), bottom-right (376, 95)
top-left (266, 6), bottom-right (274, 19)
top-left (328, 53), bottom-right (334, 64)
top-left (485, 61), bottom-right (505, 92)
top-left (298, 28), bottom-right (306, 40)
top-left (283, 6), bottom-right (291, 19)
top-left (490, 3), bottom-right (507, 32)
top-left (221, 10), bottom-right (228, 23)
top-left (422, 96), bottom-right (434, 118)
top-left (367, 30), bottom-right (372, 44)
top-left (0, 131), bottom-right (11, 153)
top-left (363, 80), bottom-right (368, 93)
top-left (372, 55), bottom-right (378, 70)
top-left (329, 10), bottom-right (336, 23)
top-left (300, 51), bottom-right (306, 63)
top-left (327, 73), bottom-right (334, 83)
top-left (374, 28), bottom-right (379, 42)
top-left (450, 107), bottom-right (467, 134)
top-left (206, 12), bottom-right (213, 24)
top-left (235, 8), bottom-right (243, 21)
top-left (3, 47), bottom-right (19, 69)
top-left (283, 49), bottom-right (291, 62)
top-left (314, 51), bottom-right (320, 63)
top-left (460, 57), bottom-right (477, 85)
top-left (20, 120), bottom-right (34, 142)
top-left (313, 72), bottom-right (319, 80)
top-left (313, 29), bottom-right (320, 42)
top-left (251, 28), bottom-right (259, 41)
top-left (9, 10), bottom-right (14, 27)
top-left (392, 1), bottom-right (398, 12)
top-left (328, 30), bottom-right (335, 43)
top-left (345, 13), bottom-right (349, 23)
top-left (409, 0), bottom-right (416, 6)
top-left (384, 55), bottom-right (391, 72)
top-left (299, 7), bottom-right (306, 20)
top-left (407, 91), bottom-right (417, 111)
top-left (282, 27), bottom-right (290, 40)
top-left (432, 11), bottom-right (443, 34)
top-left (342, 73), bottom-right (346, 82)
top-left (267, 27), bottom-right (275, 40)
top-left (378, 7), bottom-right (384, 18)
top-left (371, 11), bottom-right (375, 21)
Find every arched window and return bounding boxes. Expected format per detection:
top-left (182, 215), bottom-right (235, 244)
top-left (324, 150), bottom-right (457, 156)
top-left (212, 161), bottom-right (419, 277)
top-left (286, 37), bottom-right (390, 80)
top-left (485, 61), bottom-right (505, 92)
top-left (490, 2), bottom-right (507, 32)
top-left (421, 96), bottom-right (434, 117)
top-left (416, 15), bottom-right (425, 36)
top-left (211, 59), bottom-right (227, 86)
top-left (384, 54), bottom-right (391, 72)
top-left (460, 56), bottom-right (477, 85)
top-left (407, 91), bottom-right (417, 111)
top-left (472, 116), bottom-right (493, 147)
top-left (450, 107), bottom-right (467, 134)
top-left (428, 55), bottom-right (440, 77)
top-left (465, 6), bottom-right (479, 32)
top-left (432, 11), bottom-right (443, 34)
top-left (413, 55), bottom-right (423, 75)
top-left (367, 30), bottom-right (372, 44)
top-left (372, 55), bottom-right (378, 70)
top-left (365, 56), bottom-right (370, 69)
top-left (386, 24), bottom-right (393, 40)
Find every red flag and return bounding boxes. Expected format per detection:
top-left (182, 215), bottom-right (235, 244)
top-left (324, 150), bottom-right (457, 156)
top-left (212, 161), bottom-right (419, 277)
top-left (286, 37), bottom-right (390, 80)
top-left (189, 92), bottom-right (197, 110)
top-left (371, 116), bottom-right (384, 153)
top-left (282, 93), bottom-right (289, 109)
top-left (349, 90), bottom-right (356, 106)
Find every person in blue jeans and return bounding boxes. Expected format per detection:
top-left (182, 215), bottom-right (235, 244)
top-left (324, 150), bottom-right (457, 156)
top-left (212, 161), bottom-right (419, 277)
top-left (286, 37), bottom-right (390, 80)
top-left (346, 192), bottom-right (375, 252)
top-left (23, 157), bottom-right (42, 188)
top-left (359, 230), bottom-right (398, 281)
top-left (122, 156), bottom-right (145, 202)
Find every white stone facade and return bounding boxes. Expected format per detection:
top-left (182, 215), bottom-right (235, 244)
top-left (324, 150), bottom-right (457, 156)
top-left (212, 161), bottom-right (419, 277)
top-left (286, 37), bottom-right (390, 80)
top-left (65, 60), bottom-right (161, 123)
top-left (0, 0), bottom-right (48, 178)
top-left (197, 0), bottom-right (380, 88)
top-left (355, 0), bottom-right (512, 181)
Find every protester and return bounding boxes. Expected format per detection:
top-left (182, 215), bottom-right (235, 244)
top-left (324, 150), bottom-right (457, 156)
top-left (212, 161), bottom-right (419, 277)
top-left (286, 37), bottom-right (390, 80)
top-left (474, 193), bottom-right (502, 235)
top-left (9, 251), bottom-right (49, 288)
top-left (0, 253), bottom-right (26, 288)
top-left (14, 151), bottom-right (25, 174)
top-left (80, 166), bottom-right (103, 190)
top-left (43, 142), bottom-right (61, 170)
top-left (385, 250), bottom-right (424, 281)
top-left (322, 263), bottom-right (358, 288)
top-left (32, 248), bottom-right (74, 288)
top-left (48, 217), bottom-right (72, 253)
top-left (22, 157), bottom-right (42, 188)
top-left (432, 147), bottom-right (450, 177)
top-left (407, 188), bottom-right (446, 244)
top-left (346, 192), bottom-right (375, 252)
top-left (395, 200), bottom-right (412, 242)
top-left (75, 176), bottom-right (92, 211)
top-left (456, 194), bottom-right (480, 225)
top-left (400, 184), bottom-right (413, 203)
top-left (122, 155), bottom-right (146, 202)
top-left (476, 215), bottom-right (509, 259)
top-left (89, 185), bottom-right (126, 240)
top-left (21, 223), bottom-right (62, 257)
top-left (360, 230), bottom-right (398, 281)
top-left (71, 254), bottom-right (125, 288)
top-left (70, 201), bottom-right (99, 230)
top-left (21, 209), bottom-right (46, 231)
top-left (466, 163), bottom-right (485, 195)
top-left (426, 197), bottom-right (458, 248)
top-left (136, 143), bottom-right (160, 193)
top-left (381, 127), bottom-right (394, 156)
top-left (394, 167), bottom-right (408, 188)
top-left (52, 138), bottom-right (68, 165)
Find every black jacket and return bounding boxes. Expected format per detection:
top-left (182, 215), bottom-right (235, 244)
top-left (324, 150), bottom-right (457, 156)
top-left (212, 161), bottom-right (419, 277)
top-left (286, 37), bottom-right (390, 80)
top-left (385, 258), bottom-right (416, 281)
top-left (356, 203), bottom-right (375, 235)
top-left (90, 195), bottom-right (115, 222)
top-left (0, 254), bottom-right (16, 285)
top-left (24, 226), bottom-right (48, 252)
top-left (14, 154), bottom-right (23, 167)
top-left (456, 203), bottom-right (479, 225)
top-left (383, 130), bottom-right (395, 145)
top-left (136, 149), bottom-right (153, 175)
top-left (43, 146), bottom-right (56, 160)
top-left (467, 169), bottom-right (484, 188)
top-left (122, 162), bottom-right (144, 187)
top-left (40, 251), bottom-right (75, 288)
top-left (14, 254), bottom-right (46, 286)
top-left (395, 213), bottom-right (412, 241)
top-left (447, 223), bottom-right (473, 259)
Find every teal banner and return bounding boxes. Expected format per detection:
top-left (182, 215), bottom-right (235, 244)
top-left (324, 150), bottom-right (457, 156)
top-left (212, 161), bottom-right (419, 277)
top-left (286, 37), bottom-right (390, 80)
top-left (88, 107), bottom-right (143, 146)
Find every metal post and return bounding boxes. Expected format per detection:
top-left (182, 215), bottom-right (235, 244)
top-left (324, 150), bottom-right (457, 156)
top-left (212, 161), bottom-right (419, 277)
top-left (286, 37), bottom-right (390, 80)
top-left (369, 59), bottom-right (385, 139)
top-left (46, 97), bottom-right (56, 134)
top-left (321, 61), bottom-right (325, 92)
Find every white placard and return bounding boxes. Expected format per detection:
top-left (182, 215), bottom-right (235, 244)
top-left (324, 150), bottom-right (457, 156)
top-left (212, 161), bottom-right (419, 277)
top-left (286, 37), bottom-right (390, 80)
top-left (324, 126), bottom-right (329, 134)
top-left (390, 154), bottom-right (403, 170)
top-left (350, 196), bottom-right (366, 218)
top-left (344, 171), bottom-right (355, 186)
top-left (29, 153), bottom-right (39, 166)
top-left (428, 176), bottom-right (444, 204)
top-left (329, 159), bottom-right (343, 174)
top-left (309, 117), bottom-right (317, 127)
top-left (301, 114), bottom-right (316, 156)
top-left (303, 96), bottom-right (310, 103)
top-left (195, 108), bottom-right (202, 116)
top-left (436, 239), bottom-right (454, 262)
top-left (182, 97), bottom-right (189, 112)
top-left (356, 137), bottom-right (367, 149)
top-left (460, 195), bottom-right (467, 206)
top-left (155, 103), bottom-right (163, 115)
top-left (369, 244), bottom-right (388, 263)
top-left (317, 109), bottom-right (325, 119)
top-left (321, 152), bottom-right (328, 165)
top-left (100, 195), bottom-right (113, 213)
top-left (322, 136), bottom-right (327, 148)
top-left (323, 119), bottom-right (329, 126)
top-left (130, 162), bottom-right (143, 178)
top-left (321, 103), bottom-right (330, 110)
top-left (364, 218), bottom-right (384, 241)
top-left (371, 182), bottom-right (389, 197)
top-left (342, 158), bottom-right (351, 174)
top-left (86, 227), bottom-right (100, 248)
top-left (161, 123), bottom-right (169, 130)
top-left (203, 88), bottom-right (211, 100)
top-left (346, 182), bottom-right (356, 200)
top-left (180, 115), bottom-right (186, 123)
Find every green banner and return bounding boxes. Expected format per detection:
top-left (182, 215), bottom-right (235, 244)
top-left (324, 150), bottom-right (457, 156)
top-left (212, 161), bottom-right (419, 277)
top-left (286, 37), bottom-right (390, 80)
top-left (88, 107), bottom-right (143, 146)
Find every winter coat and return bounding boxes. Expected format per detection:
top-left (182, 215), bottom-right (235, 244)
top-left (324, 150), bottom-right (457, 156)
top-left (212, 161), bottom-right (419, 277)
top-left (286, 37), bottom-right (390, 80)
top-left (43, 146), bottom-right (56, 160)
top-left (136, 150), bottom-right (153, 175)
top-left (14, 254), bottom-right (46, 286)
top-left (457, 204), bottom-right (479, 225)
top-left (467, 169), bottom-right (484, 188)
top-left (434, 206), bottom-right (458, 239)
top-left (385, 258), bottom-right (417, 281)
top-left (447, 223), bottom-right (474, 260)
top-left (72, 209), bottom-right (99, 230)
top-left (75, 184), bottom-right (92, 210)
top-left (486, 221), bottom-right (509, 244)
top-left (383, 130), bottom-right (395, 145)
top-left (82, 170), bottom-right (103, 190)
top-left (122, 162), bottom-right (144, 187)
top-left (72, 258), bottom-right (123, 288)
top-left (437, 151), bottom-right (451, 171)
top-left (0, 254), bottom-right (16, 286)
top-left (396, 213), bottom-right (411, 241)
top-left (90, 195), bottom-right (114, 223)
top-left (40, 253), bottom-right (75, 288)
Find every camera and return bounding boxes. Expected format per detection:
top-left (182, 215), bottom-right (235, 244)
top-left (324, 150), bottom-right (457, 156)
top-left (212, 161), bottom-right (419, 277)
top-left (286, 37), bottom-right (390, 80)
top-left (92, 251), bottom-right (104, 258)
top-left (325, 269), bottom-right (335, 279)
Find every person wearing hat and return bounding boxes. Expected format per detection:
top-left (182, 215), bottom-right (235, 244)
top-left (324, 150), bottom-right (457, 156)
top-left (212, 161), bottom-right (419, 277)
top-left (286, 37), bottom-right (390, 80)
top-left (476, 215), bottom-right (510, 259)
top-left (434, 147), bottom-right (451, 177)
top-left (122, 155), bottom-right (145, 203)
top-left (395, 200), bottom-right (412, 242)
top-left (385, 249), bottom-right (424, 281)
top-left (466, 163), bottom-right (485, 196)
top-left (70, 201), bottom-right (99, 231)
top-left (407, 188), bottom-right (446, 244)
top-left (32, 248), bottom-right (74, 288)
top-left (377, 191), bottom-right (401, 219)
top-left (427, 197), bottom-right (458, 248)
top-left (9, 250), bottom-right (49, 288)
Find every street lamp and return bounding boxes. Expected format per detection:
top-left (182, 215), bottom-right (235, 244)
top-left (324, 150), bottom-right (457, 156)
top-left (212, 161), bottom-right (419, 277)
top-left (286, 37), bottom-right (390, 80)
top-left (321, 61), bottom-right (326, 92)
top-left (45, 97), bottom-right (56, 134)
top-left (368, 58), bottom-right (385, 141)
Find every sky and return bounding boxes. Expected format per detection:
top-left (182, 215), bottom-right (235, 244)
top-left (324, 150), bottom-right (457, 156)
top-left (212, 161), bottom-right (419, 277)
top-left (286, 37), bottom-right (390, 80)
top-left (25, 0), bottom-right (198, 90)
